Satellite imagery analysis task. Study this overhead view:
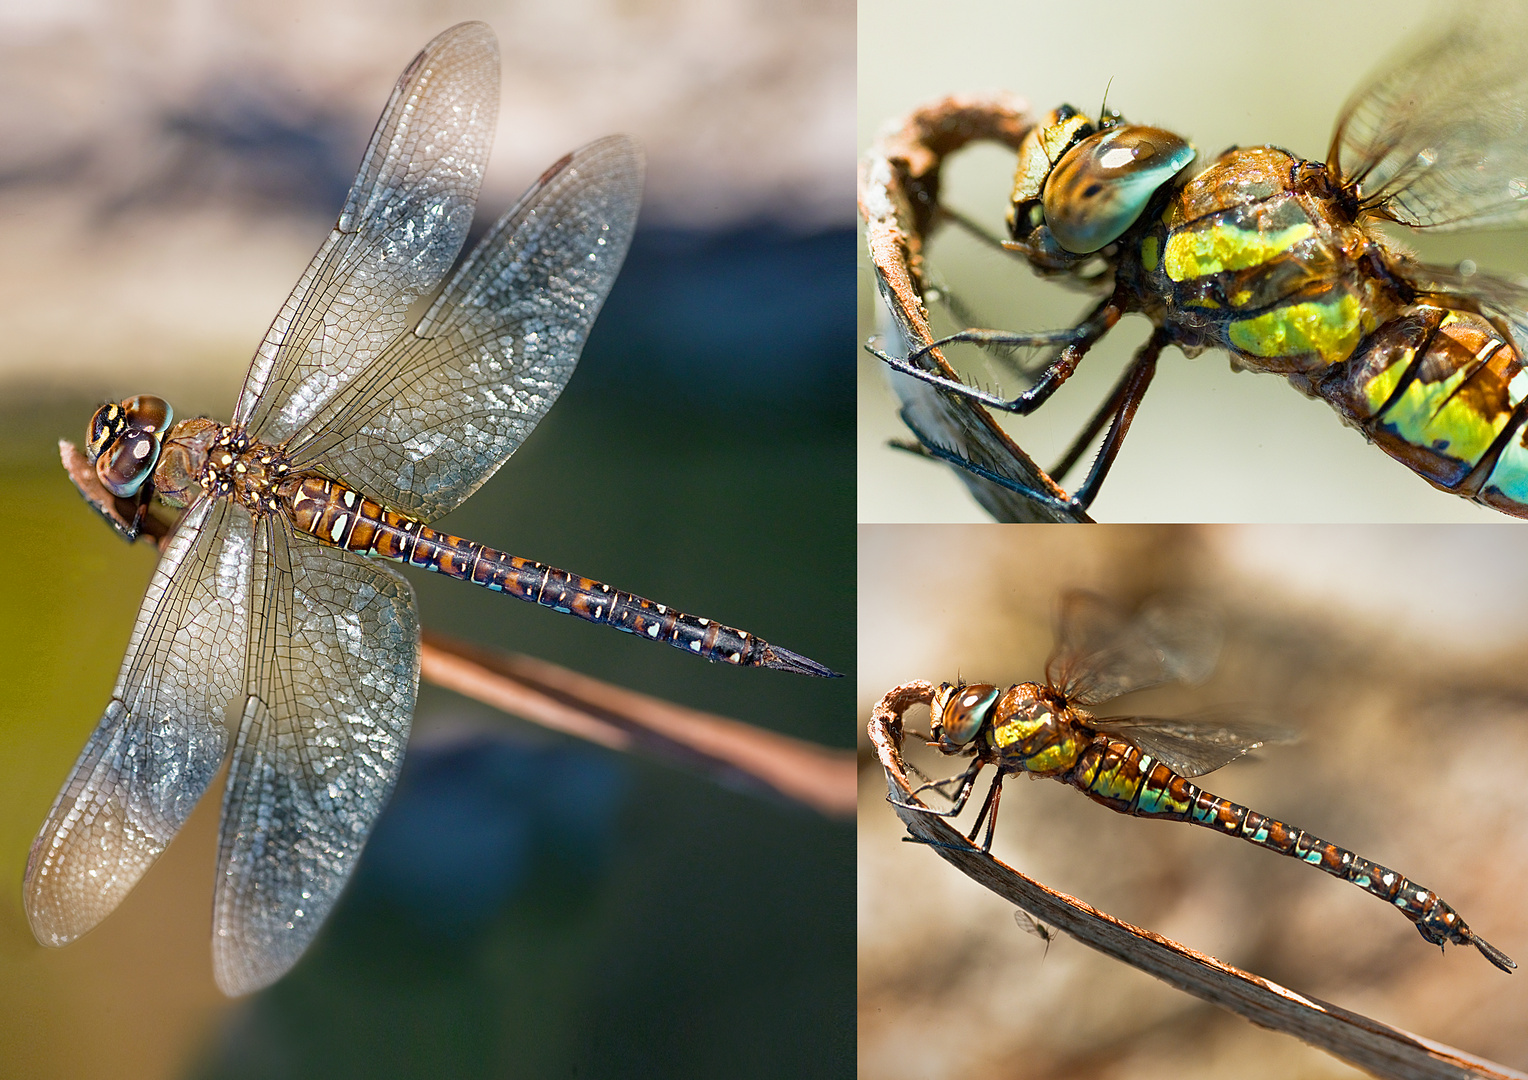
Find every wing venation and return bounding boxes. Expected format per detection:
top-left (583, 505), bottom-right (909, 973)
top-left (25, 500), bottom-right (251, 944)
top-left (211, 523), bottom-right (418, 996)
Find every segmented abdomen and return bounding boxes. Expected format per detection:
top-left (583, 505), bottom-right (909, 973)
top-left (1302, 303), bottom-right (1528, 517)
top-left (281, 475), bottom-right (810, 671)
top-left (1065, 735), bottom-right (1513, 970)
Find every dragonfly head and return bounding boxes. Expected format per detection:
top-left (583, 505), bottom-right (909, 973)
top-left (86, 395), bottom-right (174, 498)
top-left (930, 681), bottom-right (999, 751)
top-left (1008, 106), bottom-right (1195, 263)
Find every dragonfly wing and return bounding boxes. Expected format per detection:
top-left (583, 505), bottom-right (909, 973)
top-left (24, 499), bottom-right (251, 944)
top-left (1331, 3), bottom-right (1528, 231)
top-left (1045, 592), bottom-right (1221, 706)
top-left (1089, 711), bottom-right (1295, 778)
top-left (286, 135), bottom-right (642, 519)
top-left (211, 522), bottom-right (418, 996)
top-left (1411, 264), bottom-right (1528, 356)
top-left (235, 22), bottom-right (499, 442)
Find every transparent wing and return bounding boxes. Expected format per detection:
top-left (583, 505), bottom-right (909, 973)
top-left (211, 522), bottom-right (418, 996)
top-left (285, 135), bottom-right (642, 519)
top-left (1089, 711), bottom-right (1295, 778)
top-left (236, 22), bottom-right (499, 442)
top-left (1413, 264), bottom-right (1528, 355)
top-left (24, 499), bottom-right (251, 944)
top-left (1331, 3), bottom-right (1528, 230)
top-left (1045, 592), bottom-right (1220, 707)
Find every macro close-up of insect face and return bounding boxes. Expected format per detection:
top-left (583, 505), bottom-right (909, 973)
top-left (859, 0), bottom-right (1528, 522)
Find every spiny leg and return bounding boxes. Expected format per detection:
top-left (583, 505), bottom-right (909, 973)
top-left (969, 771), bottom-right (1006, 852)
top-left (1062, 329), bottom-right (1165, 510)
top-left (890, 427), bottom-right (1083, 517)
top-left (891, 756), bottom-right (986, 819)
top-left (887, 321), bottom-right (1163, 514)
top-left (866, 297), bottom-right (1122, 415)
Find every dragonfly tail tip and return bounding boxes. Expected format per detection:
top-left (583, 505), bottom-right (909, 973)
top-left (760, 645), bottom-right (841, 678)
top-left (1471, 934), bottom-right (1517, 974)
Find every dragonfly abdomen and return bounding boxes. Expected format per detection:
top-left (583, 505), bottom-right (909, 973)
top-left (1299, 303), bottom-right (1528, 516)
top-left (1066, 735), bottom-right (1516, 972)
top-left (283, 475), bottom-right (833, 675)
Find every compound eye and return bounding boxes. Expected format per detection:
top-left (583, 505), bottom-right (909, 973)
top-left (1043, 125), bottom-right (1194, 253)
top-left (938, 683), bottom-right (999, 746)
top-left (122, 394), bottom-right (172, 434)
top-left (96, 428), bottom-right (162, 497)
top-left (86, 402), bottom-right (128, 464)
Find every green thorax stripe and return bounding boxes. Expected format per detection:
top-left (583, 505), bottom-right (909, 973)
top-left (1164, 222), bottom-right (1314, 282)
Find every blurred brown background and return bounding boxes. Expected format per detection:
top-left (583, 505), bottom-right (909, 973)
top-left (859, 525), bottom-right (1528, 1077)
top-left (0, 2), bottom-right (853, 1078)
top-left (857, 0), bottom-right (1528, 522)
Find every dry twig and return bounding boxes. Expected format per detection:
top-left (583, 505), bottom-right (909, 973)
top-left (859, 94), bottom-right (1087, 522)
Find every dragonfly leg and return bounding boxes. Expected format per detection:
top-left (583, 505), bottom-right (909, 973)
top-left (891, 429), bottom-right (1086, 517)
top-left (968, 771), bottom-right (1005, 852)
top-left (887, 321), bottom-right (1164, 514)
top-left (894, 770), bottom-right (1007, 856)
top-left (1053, 329), bottom-right (1165, 510)
top-left (892, 757), bottom-right (985, 819)
top-left (866, 296), bottom-right (1122, 415)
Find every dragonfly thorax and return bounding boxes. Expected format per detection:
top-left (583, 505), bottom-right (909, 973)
top-left (931, 680), bottom-right (1088, 777)
top-left (982, 683), bottom-right (1088, 777)
top-left (200, 428), bottom-right (292, 514)
top-left (143, 416), bottom-right (293, 511)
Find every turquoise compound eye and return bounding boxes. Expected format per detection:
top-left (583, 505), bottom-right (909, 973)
top-left (1043, 125), bottom-right (1194, 254)
top-left (938, 683), bottom-right (999, 746)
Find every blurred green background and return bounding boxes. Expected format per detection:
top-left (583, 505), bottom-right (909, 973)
top-left (0, 1), bottom-right (853, 1077)
top-left (858, 0), bottom-right (1528, 522)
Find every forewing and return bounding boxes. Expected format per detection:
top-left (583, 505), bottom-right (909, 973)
top-left (1045, 592), bottom-right (1220, 706)
top-left (212, 522), bottom-right (418, 996)
top-left (1089, 712), bottom-right (1295, 778)
top-left (236, 22), bottom-right (499, 442)
top-left (25, 499), bottom-right (251, 944)
top-left (1332, 3), bottom-right (1528, 230)
top-left (286, 135), bottom-right (642, 519)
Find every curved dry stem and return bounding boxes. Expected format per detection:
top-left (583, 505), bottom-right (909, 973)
top-left (868, 682), bottom-right (1525, 1080)
top-left (422, 632), bottom-right (853, 818)
top-left (61, 439), bottom-right (854, 819)
top-left (858, 94), bottom-right (1088, 523)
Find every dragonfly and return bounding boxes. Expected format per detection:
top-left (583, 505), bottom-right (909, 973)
top-left (870, 5), bottom-right (1528, 517)
top-left (25, 22), bottom-right (835, 997)
top-left (900, 592), bottom-right (1515, 973)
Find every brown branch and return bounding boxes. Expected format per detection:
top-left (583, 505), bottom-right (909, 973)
top-left (859, 94), bottom-right (1088, 523)
top-left (61, 439), bottom-right (853, 819)
top-left (868, 682), bottom-right (1526, 1080)
top-left (423, 633), bottom-right (853, 817)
